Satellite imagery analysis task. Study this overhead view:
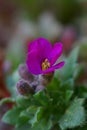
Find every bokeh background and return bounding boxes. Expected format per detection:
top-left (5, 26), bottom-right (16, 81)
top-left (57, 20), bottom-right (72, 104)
top-left (0, 0), bottom-right (87, 129)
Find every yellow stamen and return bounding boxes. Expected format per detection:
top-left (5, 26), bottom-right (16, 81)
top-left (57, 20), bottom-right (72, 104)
top-left (41, 59), bottom-right (50, 70)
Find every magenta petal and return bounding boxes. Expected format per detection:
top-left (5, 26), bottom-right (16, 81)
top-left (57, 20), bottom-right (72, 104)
top-left (26, 50), bottom-right (42, 74)
top-left (49, 42), bottom-right (63, 65)
top-left (28, 38), bottom-right (52, 59)
top-left (28, 39), bottom-right (38, 51)
top-left (42, 61), bottom-right (65, 74)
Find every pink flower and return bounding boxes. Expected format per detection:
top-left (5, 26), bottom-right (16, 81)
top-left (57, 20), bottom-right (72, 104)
top-left (26, 38), bottom-right (65, 75)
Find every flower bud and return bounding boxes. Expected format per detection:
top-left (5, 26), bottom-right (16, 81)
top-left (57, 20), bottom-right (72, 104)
top-left (35, 85), bottom-right (44, 92)
top-left (16, 80), bottom-right (34, 96)
top-left (18, 64), bottom-right (34, 82)
top-left (30, 81), bottom-right (39, 90)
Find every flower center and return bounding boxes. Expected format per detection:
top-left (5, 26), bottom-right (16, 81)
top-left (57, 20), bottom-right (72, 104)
top-left (41, 59), bottom-right (50, 70)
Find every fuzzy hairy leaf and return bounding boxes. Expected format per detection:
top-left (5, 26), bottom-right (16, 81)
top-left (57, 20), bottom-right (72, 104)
top-left (30, 119), bottom-right (52, 130)
top-left (16, 96), bottom-right (31, 108)
top-left (2, 107), bottom-right (22, 125)
top-left (64, 90), bottom-right (73, 103)
top-left (33, 91), bottom-right (49, 106)
top-left (0, 97), bottom-right (15, 105)
top-left (59, 98), bottom-right (85, 130)
top-left (29, 107), bottom-right (44, 127)
top-left (47, 78), bottom-right (60, 92)
top-left (55, 47), bottom-right (79, 80)
top-left (16, 116), bottom-right (29, 128)
top-left (15, 123), bottom-right (30, 130)
top-left (60, 78), bottom-right (74, 90)
top-left (62, 47), bottom-right (79, 79)
top-left (27, 106), bottom-right (38, 115)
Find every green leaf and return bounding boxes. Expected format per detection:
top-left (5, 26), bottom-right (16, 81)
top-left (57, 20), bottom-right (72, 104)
top-left (2, 107), bottom-right (22, 125)
top-left (16, 116), bottom-right (29, 128)
top-left (30, 119), bottom-right (52, 130)
top-left (61, 78), bottom-right (74, 89)
top-left (47, 78), bottom-right (60, 92)
top-left (64, 90), bottom-right (73, 103)
top-left (33, 91), bottom-right (49, 106)
top-left (27, 106), bottom-right (38, 115)
top-left (29, 107), bottom-right (44, 127)
top-left (0, 97), bottom-right (15, 106)
top-left (59, 98), bottom-right (85, 130)
top-left (63, 47), bottom-right (79, 79)
top-left (16, 96), bottom-right (31, 108)
top-left (55, 47), bottom-right (79, 80)
top-left (15, 106), bottom-right (38, 128)
top-left (73, 64), bottom-right (84, 79)
top-left (15, 123), bottom-right (30, 130)
top-left (19, 106), bottom-right (38, 123)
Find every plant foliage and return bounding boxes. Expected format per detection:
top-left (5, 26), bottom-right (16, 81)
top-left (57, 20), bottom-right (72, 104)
top-left (0, 47), bottom-right (87, 130)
